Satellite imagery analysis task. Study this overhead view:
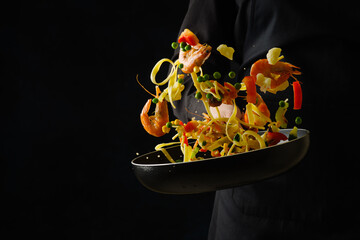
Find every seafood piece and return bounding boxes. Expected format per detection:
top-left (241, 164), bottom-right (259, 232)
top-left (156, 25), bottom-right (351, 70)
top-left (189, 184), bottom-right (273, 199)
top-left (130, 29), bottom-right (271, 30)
top-left (178, 29), bottom-right (212, 74)
top-left (140, 86), bottom-right (169, 137)
top-left (250, 47), bottom-right (301, 93)
top-left (179, 43), bottom-right (212, 74)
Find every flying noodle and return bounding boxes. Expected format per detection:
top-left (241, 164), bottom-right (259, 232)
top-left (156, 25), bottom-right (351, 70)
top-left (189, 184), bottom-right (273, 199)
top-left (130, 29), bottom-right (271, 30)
top-left (151, 58), bottom-right (184, 108)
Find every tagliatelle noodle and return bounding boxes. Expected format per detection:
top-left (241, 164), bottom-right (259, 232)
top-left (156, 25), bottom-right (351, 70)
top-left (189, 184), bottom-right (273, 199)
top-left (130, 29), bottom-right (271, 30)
top-left (166, 64), bottom-right (179, 108)
top-left (242, 130), bottom-right (266, 149)
top-left (155, 142), bottom-right (181, 163)
top-left (151, 58), bottom-right (176, 85)
top-left (249, 103), bottom-right (272, 123)
top-left (246, 103), bottom-right (255, 125)
top-left (151, 58), bottom-right (183, 108)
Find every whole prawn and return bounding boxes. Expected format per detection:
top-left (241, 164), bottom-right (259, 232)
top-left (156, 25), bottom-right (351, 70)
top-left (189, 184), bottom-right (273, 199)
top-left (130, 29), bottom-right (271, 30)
top-left (178, 29), bottom-right (212, 74)
top-left (140, 86), bottom-right (169, 137)
top-left (250, 59), bottom-right (301, 89)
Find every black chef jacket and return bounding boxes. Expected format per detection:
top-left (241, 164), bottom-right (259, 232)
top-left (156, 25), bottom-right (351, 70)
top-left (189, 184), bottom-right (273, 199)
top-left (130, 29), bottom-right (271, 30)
top-left (172, 0), bottom-right (359, 239)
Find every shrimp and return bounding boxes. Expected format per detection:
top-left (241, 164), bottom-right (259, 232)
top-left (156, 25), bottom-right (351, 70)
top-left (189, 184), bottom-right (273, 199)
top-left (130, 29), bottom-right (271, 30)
top-left (250, 59), bottom-right (301, 89)
top-left (179, 43), bottom-right (212, 74)
top-left (178, 29), bottom-right (211, 74)
top-left (140, 86), bottom-right (169, 137)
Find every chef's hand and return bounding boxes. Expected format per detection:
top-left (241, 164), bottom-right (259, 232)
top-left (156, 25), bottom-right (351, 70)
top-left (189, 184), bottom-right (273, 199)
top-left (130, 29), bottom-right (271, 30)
top-left (210, 103), bottom-right (242, 119)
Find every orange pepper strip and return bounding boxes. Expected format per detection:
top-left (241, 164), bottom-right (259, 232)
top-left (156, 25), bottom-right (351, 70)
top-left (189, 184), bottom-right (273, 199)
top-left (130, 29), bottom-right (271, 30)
top-left (242, 76), bottom-right (257, 104)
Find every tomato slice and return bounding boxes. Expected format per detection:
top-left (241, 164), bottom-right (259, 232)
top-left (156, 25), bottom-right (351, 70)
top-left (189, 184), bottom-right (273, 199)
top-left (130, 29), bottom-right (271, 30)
top-left (184, 121), bottom-right (197, 132)
top-left (266, 131), bottom-right (288, 146)
top-left (178, 29), bottom-right (199, 46)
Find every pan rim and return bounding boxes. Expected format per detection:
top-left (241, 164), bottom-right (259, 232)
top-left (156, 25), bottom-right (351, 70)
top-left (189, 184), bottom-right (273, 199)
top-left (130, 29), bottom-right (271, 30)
top-left (131, 128), bottom-right (310, 167)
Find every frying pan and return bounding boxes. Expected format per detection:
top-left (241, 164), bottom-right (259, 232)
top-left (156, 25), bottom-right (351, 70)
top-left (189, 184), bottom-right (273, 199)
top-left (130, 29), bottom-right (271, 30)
top-left (132, 128), bottom-right (310, 194)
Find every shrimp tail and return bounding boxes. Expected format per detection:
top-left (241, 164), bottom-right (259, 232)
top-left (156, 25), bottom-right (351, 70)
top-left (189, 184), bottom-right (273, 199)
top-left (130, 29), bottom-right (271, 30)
top-left (140, 99), bottom-right (153, 133)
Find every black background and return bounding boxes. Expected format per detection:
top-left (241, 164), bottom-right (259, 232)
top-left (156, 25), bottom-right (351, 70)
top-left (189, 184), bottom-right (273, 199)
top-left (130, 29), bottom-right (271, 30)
top-left (1, 1), bottom-right (215, 239)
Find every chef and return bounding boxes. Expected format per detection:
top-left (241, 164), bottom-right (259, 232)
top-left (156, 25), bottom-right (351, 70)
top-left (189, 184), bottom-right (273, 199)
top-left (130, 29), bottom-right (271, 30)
top-left (172, 0), bottom-right (359, 239)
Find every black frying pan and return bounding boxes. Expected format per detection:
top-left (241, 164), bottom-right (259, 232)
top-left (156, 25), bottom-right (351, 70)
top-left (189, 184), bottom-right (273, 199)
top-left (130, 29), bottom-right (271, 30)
top-left (132, 129), bottom-right (310, 194)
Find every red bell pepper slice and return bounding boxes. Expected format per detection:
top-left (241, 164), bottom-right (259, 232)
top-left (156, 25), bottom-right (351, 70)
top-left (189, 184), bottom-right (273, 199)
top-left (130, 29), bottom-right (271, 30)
top-left (293, 81), bottom-right (302, 110)
top-left (242, 76), bottom-right (257, 104)
top-left (182, 132), bottom-right (189, 146)
top-left (178, 29), bottom-right (199, 46)
top-left (266, 131), bottom-right (288, 146)
top-left (184, 121), bottom-right (197, 132)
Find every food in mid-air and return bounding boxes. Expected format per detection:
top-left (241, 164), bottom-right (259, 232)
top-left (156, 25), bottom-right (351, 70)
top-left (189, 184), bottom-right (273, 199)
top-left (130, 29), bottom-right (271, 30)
top-left (139, 29), bottom-right (303, 163)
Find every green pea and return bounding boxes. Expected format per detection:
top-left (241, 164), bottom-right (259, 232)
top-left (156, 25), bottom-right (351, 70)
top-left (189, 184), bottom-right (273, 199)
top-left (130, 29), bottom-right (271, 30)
top-left (279, 100), bottom-right (289, 108)
top-left (177, 78), bottom-right (184, 84)
top-left (295, 116), bottom-right (302, 125)
top-left (152, 98), bottom-right (159, 104)
top-left (171, 42), bottom-right (178, 49)
top-left (185, 45), bottom-right (191, 51)
top-left (197, 76), bottom-right (204, 82)
top-left (234, 82), bottom-right (241, 90)
top-left (166, 122), bottom-right (172, 128)
top-left (213, 72), bottom-right (221, 79)
top-left (179, 63), bottom-right (184, 69)
top-left (228, 71), bottom-right (236, 79)
top-left (180, 42), bottom-right (187, 48)
top-left (203, 74), bottom-right (210, 81)
top-left (195, 92), bottom-right (202, 99)
top-left (206, 93), bottom-right (213, 99)
top-left (279, 100), bottom-right (286, 108)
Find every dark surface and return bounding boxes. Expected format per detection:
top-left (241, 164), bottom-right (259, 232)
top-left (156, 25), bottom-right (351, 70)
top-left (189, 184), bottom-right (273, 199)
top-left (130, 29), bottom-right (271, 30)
top-left (1, 1), bottom-right (215, 239)
top-left (132, 129), bottom-right (310, 194)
